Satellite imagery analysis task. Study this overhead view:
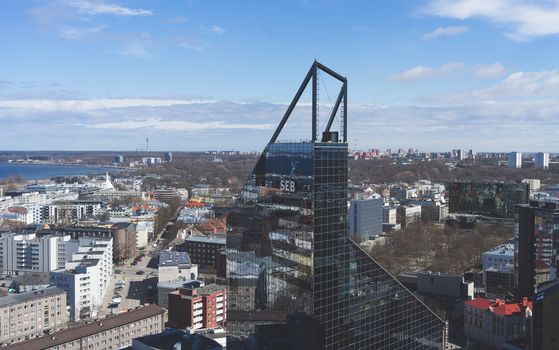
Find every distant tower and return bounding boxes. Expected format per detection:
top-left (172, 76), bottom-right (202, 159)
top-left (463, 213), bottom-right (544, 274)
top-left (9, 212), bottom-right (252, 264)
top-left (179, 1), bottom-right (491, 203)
top-left (535, 152), bottom-right (549, 169)
top-left (509, 152), bottom-right (522, 169)
top-left (146, 137), bottom-right (149, 152)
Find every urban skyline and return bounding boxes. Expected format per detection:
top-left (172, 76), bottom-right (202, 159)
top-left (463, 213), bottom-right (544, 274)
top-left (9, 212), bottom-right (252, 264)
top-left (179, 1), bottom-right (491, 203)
top-left (1, 0), bottom-right (559, 151)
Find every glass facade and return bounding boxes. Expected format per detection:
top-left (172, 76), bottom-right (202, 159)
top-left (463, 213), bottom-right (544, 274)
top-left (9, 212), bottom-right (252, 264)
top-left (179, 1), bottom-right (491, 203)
top-left (448, 182), bottom-right (529, 218)
top-left (226, 141), bottom-right (447, 349)
top-left (517, 201), bottom-right (559, 297)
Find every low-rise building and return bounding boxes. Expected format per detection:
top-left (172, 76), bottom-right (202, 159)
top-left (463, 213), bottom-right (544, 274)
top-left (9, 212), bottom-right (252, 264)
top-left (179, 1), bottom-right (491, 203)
top-left (167, 283), bottom-right (226, 330)
top-left (0, 287), bottom-right (68, 346)
top-left (482, 243), bottom-right (514, 286)
top-left (157, 279), bottom-right (204, 310)
top-left (2, 304), bottom-right (165, 350)
top-left (158, 251), bottom-right (198, 283)
top-left (464, 298), bottom-right (532, 348)
top-left (396, 204), bottom-right (422, 228)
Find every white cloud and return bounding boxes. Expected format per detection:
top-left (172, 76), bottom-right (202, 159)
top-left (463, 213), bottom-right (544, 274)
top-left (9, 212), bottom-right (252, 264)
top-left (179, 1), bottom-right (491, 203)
top-left (62, 0), bottom-right (152, 17)
top-left (474, 63), bottom-right (506, 78)
top-left (87, 118), bottom-right (273, 131)
top-left (432, 69), bottom-right (559, 103)
top-left (0, 98), bottom-right (217, 111)
top-left (59, 24), bottom-right (108, 39)
top-left (422, 25), bottom-right (470, 39)
top-left (202, 25), bottom-right (225, 35)
top-left (422, 0), bottom-right (559, 40)
top-left (389, 62), bottom-right (465, 81)
top-left (117, 42), bottom-right (152, 59)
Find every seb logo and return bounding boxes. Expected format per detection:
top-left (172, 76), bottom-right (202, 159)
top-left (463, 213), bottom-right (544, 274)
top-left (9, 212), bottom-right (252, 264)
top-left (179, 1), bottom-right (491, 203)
top-left (280, 179), bottom-right (296, 193)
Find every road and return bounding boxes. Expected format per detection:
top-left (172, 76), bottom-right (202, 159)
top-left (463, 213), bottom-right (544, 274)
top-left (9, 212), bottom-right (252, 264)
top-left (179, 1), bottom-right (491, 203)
top-left (97, 206), bottom-right (181, 319)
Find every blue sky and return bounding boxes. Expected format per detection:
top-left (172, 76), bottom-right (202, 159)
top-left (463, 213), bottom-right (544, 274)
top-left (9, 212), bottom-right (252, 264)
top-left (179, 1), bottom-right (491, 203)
top-left (1, 0), bottom-right (559, 152)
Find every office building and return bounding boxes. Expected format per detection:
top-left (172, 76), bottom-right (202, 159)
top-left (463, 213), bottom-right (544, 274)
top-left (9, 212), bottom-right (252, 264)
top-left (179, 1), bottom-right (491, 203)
top-left (178, 234), bottom-right (226, 270)
top-left (113, 155), bottom-right (124, 163)
top-left (0, 287), bottom-right (68, 346)
top-left (482, 243), bottom-right (514, 285)
top-left (464, 298), bottom-right (532, 348)
top-left (535, 152), bottom-right (549, 170)
top-left (448, 182), bottom-right (529, 218)
top-left (225, 62), bottom-right (447, 349)
top-left (347, 197), bottom-right (383, 240)
top-left (532, 280), bottom-right (559, 350)
top-left (485, 264), bottom-right (515, 300)
top-left (509, 152), bottom-right (522, 169)
top-left (2, 304), bottom-right (165, 350)
top-left (517, 201), bottom-right (559, 297)
top-left (167, 283), bottom-right (226, 330)
top-left (50, 237), bottom-right (113, 321)
top-left (396, 204), bottom-right (422, 228)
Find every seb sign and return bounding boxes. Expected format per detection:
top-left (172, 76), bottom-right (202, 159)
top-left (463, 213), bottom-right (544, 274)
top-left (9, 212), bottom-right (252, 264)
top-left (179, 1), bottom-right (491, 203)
top-left (280, 179), bottom-right (296, 193)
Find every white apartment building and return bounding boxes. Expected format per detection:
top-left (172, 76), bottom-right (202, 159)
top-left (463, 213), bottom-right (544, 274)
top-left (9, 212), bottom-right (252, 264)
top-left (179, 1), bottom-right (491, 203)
top-left (44, 200), bottom-right (104, 224)
top-left (0, 192), bottom-right (47, 211)
top-left (0, 232), bottom-right (73, 276)
top-left (50, 237), bottom-right (113, 321)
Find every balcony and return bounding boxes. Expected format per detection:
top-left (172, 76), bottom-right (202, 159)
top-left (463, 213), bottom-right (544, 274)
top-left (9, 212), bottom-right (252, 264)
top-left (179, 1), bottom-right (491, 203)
top-left (193, 310), bottom-right (203, 317)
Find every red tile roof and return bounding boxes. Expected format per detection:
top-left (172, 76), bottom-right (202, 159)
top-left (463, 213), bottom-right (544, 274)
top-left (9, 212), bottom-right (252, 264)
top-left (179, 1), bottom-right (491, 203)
top-left (466, 298), bottom-right (532, 317)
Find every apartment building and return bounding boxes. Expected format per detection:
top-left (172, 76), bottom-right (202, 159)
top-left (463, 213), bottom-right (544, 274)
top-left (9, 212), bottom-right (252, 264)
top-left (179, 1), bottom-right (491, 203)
top-left (3, 304), bottom-right (165, 350)
top-left (167, 283), bottom-right (226, 330)
top-left (50, 237), bottom-right (113, 321)
top-left (0, 232), bottom-right (73, 276)
top-left (0, 287), bottom-right (68, 346)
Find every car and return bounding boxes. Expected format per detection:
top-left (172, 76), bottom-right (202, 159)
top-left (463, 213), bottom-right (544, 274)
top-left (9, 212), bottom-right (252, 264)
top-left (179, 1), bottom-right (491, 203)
top-left (108, 303), bottom-right (119, 309)
top-left (112, 296), bottom-right (122, 303)
top-left (135, 271), bottom-right (145, 275)
top-left (114, 270), bottom-right (122, 274)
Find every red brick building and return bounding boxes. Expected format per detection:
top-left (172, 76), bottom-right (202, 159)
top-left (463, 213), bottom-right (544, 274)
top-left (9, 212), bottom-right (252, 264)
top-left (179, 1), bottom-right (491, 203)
top-left (167, 283), bottom-right (226, 330)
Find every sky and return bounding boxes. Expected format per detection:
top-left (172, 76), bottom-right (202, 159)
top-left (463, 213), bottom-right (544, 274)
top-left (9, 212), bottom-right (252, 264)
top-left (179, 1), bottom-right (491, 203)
top-left (1, 0), bottom-right (559, 152)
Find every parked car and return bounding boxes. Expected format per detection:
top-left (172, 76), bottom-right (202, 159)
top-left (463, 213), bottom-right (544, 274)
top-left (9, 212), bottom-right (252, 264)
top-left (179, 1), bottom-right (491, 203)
top-left (136, 270), bottom-right (145, 275)
top-left (112, 296), bottom-right (122, 304)
top-left (114, 270), bottom-right (122, 274)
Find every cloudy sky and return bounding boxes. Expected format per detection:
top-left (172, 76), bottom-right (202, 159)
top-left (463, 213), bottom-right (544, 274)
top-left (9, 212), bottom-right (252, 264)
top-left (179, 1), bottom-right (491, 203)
top-left (1, 0), bottom-right (559, 152)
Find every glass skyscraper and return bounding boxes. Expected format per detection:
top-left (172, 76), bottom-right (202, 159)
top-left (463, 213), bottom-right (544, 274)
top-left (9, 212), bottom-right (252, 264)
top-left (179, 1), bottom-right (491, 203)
top-left (226, 62), bottom-right (447, 349)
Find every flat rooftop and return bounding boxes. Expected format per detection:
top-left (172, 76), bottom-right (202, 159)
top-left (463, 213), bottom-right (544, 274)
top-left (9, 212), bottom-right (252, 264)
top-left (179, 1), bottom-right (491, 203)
top-left (159, 251), bottom-right (191, 266)
top-left (0, 287), bottom-right (65, 308)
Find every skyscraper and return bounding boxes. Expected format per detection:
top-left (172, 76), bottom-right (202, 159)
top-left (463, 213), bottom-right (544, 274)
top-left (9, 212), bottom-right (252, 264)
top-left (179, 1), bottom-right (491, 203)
top-left (509, 151), bottom-right (522, 168)
top-left (534, 152), bottom-right (549, 170)
top-left (517, 201), bottom-right (559, 298)
top-left (226, 62), bottom-right (447, 349)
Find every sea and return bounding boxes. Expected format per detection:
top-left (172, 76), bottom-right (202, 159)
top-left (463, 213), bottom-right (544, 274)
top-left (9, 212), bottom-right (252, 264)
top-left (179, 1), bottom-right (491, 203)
top-left (0, 163), bottom-right (123, 181)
